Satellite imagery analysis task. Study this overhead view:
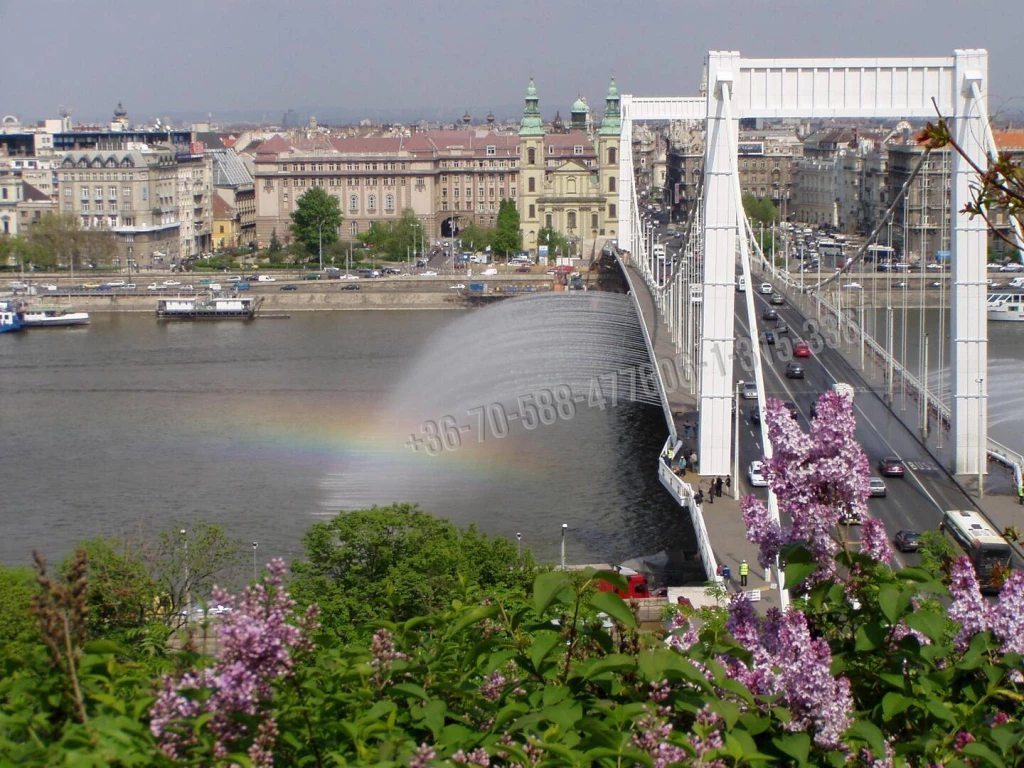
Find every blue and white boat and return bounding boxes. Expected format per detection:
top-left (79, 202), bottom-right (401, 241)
top-left (0, 306), bottom-right (25, 333)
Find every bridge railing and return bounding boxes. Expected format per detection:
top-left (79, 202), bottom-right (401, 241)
top-left (660, 437), bottom-right (723, 584)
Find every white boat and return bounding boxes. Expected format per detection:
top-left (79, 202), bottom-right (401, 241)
top-left (987, 293), bottom-right (1024, 322)
top-left (20, 306), bottom-right (91, 328)
top-left (156, 293), bottom-right (261, 320)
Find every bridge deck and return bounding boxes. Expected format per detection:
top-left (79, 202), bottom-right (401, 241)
top-left (626, 263), bottom-right (780, 607)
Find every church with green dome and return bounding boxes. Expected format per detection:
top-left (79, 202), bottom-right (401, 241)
top-left (516, 77), bottom-right (622, 255)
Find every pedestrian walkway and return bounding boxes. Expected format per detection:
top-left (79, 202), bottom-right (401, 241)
top-left (625, 260), bottom-right (780, 609)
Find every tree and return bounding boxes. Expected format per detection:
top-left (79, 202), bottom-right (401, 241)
top-left (289, 186), bottom-right (342, 256)
top-left (23, 213), bottom-right (116, 270)
top-left (536, 226), bottom-right (567, 258)
top-left (268, 228), bottom-right (282, 254)
top-left (63, 538), bottom-right (155, 637)
top-left (742, 192), bottom-right (779, 226)
top-left (456, 222), bottom-right (493, 253)
top-left (492, 198), bottom-right (521, 256)
top-left (0, 565), bottom-right (40, 657)
top-left (289, 504), bottom-right (534, 640)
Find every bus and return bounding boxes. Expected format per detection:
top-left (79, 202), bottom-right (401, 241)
top-left (819, 240), bottom-right (845, 258)
top-left (942, 509), bottom-right (1013, 593)
top-left (866, 244), bottom-right (895, 264)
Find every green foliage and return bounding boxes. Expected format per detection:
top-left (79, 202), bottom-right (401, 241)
top-left (0, 565), bottom-right (41, 657)
top-left (289, 504), bottom-right (536, 641)
top-left (23, 213), bottom-right (116, 270)
top-left (536, 226), bottom-right (568, 257)
top-left (357, 209), bottom-right (425, 258)
top-left (492, 198), bottom-right (521, 256)
top-left (456, 221), bottom-right (493, 253)
top-left (64, 538), bottom-right (156, 638)
top-left (268, 228), bottom-right (282, 253)
top-left (289, 185), bottom-right (343, 255)
top-left (742, 193), bottom-right (780, 225)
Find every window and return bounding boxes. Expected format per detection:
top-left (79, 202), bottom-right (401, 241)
top-left (385, 194), bottom-right (395, 211)
top-left (609, 203), bottom-right (616, 218)
top-left (82, 202), bottom-right (89, 212)
top-left (368, 194), bottom-right (377, 211)
top-left (567, 211), bottom-right (577, 229)
top-left (545, 214), bottom-right (552, 228)
top-left (591, 213), bottom-right (598, 229)
top-left (349, 195), bottom-right (358, 212)
top-left (528, 177), bottom-right (535, 193)
top-left (574, 145), bottom-right (584, 155)
top-left (109, 186), bottom-right (117, 198)
top-left (64, 186), bottom-right (72, 197)
top-left (527, 148), bottom-right (536, 165)
top-left (442, 201), bottom-right (449, 211)
top-left (529, 204), bottom-right (536, 218)
top-left (81, 186), bottom-right (89, 199)
top-left (350, 221), bottom-right (358, 236)
top-left (608, 177), bottom-right (616, 193)
top-left (608, 147), bottom-right (617, 165)
top-left (123, 202), bottom-right (131, 211)
top-left (122, 186), bottom-right (130, 197)
top-left (486, 145), bottom-right (496, 156)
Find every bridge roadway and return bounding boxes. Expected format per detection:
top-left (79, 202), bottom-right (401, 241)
top-left (624, 257), bottom-right (1023, 605)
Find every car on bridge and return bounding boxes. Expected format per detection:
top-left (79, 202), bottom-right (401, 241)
top-left (785, 362), bottom-right (805, 379)
top-left (878, 456), bottom-right (906, 478)
top-left (868, 477), bottom-right (887, 497)
top-left (762, 308), bottom-right (779, 321)
top-left (894, 529), bottom-right (922, 552)
top-left (759, 283), bottom-right (773, 295)
top-left (747, 460), bottom-right (768, 487)
top-left (763, 331), bottom-right (776, 345)
top-left (794, 341), bottom-right (811, 357)
top-left (775, 321), bottom-right (789, 334)
top-left (770, 293), bottom-right (785, 306)
top-left (741, 381), bottom-right (758, 400)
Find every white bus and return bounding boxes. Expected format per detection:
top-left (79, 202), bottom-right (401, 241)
top-left (942, 509), bottom-right (1013, 593)
top-left (819, 240), bottom-right (845, 258)
top-left (866, 244), bottom-right (895, 263)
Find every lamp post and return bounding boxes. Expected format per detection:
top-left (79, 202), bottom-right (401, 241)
top-left (516, 532), bottom-right (522, 559)
top-left (180, 528), bottom-right (190, 618)
top-left (560, 524), bottom-right (567, 570)
top-left (976, 377), bottom-right (985, 498)
top-left (316, 219), bottom-right (325, 273)
top-left (252, 541), bottom-right (258, 582)
top-left (733, 381), bottom-right (741, 500)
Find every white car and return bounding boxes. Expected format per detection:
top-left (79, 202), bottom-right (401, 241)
top-left (448, 284), bottom-right (466, 290)
top-left (748, 460), bottom-right (768, 487)
top-left (124, 283), bottom-right (137, 289)
top-left (41, 283), bottom-right (58, 291)
top-left (180, 285), bottom-right (195, 291)
top-left (421, 271), bottom-right (438, 277)
top-left (147, 283), bottom-right (167, 291)
top-left (759, 283), bottom-right (773, 295)
top-left (843, 282), bottom-right (863, 290)
top-left (226, 276), bottom-right (242, 283)
top-left (741, 381), bottom-right (758, 400)
top-left (339, 273), bottom-right (359, 280)
top-left (105, 280), bottom-right (126, 288)
top-left (163, 280), bottom-right (181, 286)
top-left (482, 268), bottom-right (498, 276)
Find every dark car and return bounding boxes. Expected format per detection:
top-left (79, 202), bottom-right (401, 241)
top-left (763, 331), bottom-right (776, 345)
top-left (279, 284), bottom-right (298, 291)
top-left (762, 308), bottom-right (779, 321)
top-left (785, 362), bottom-right (805, 379)
top-left (894, 530), bottom-right (922, 552)
top-left (775, 321), bottom-right (789, 334)
top-left (749, 406), bottom-right (761, 425)
top-left (878, 456), bottom-right (906, 477)
top-left (516, 266), bottom-right (532, 273)
top-left (783, 401), bottom-right (799, 418)
top-left (770, 293), bottom-right (785, 306)
top-left (342, 283), bottom-right (361, 291)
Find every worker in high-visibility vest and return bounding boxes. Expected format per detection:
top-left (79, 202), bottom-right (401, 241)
top-left (739, 560), bottom-right (749, 587)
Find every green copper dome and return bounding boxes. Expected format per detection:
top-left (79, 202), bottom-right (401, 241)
top-left (571, 97), bottom-right (587, 113)
top-left (519, 78), bottom-right (544, 137)
top-left (599, 76), bottom-right (621, 136)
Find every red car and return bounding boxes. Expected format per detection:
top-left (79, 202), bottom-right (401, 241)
top-left (794, 341), bottom-right (811, 357)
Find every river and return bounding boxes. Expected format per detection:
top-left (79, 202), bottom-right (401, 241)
top-left (0, 310), bottom-right (696, 573)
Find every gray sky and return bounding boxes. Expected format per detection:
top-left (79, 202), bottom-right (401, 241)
top-left (3, 0), bottom-right (1022, 124)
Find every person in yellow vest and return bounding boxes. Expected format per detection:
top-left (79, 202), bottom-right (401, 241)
top-left (739, 559), bottom-right (749, 587)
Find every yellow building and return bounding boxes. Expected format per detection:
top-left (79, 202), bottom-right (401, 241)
top-left (517, 78), bottom-right (621, 254)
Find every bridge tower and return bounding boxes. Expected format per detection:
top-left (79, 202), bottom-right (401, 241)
top-left (596, 78), bottom-right (621, 244)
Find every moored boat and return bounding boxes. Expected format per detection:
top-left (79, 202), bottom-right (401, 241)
top-left (156, 293), bottom-right (261, 320)
top-left (20, 306), bottom-right (91, 328)
top-left (0, 307), bottom-right (25, 333)
top-left (987, 293), bottom-right (1024, 322)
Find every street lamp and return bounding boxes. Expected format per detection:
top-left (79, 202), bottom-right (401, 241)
top-left (252, 541), bottom-right (258, 583)
top-left (733, 381), bottom-right (741, 500)
top-left (180, 528), bottom-right (190, 618)
top-left (316, 219), bottom-right (325, 273)
top-left (516, 532), bottom-right (522, 559)
top-left (976, 377), bottom-right (985, 498)
top-left (560, 524), bottom-right (568, 570)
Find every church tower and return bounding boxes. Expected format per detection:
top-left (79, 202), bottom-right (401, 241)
top-left (518, 78), bottom-right (545, 250)
top-left (596, 77), bottom-right (622, 239)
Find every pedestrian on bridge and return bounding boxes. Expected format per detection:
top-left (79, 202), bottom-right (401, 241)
top-left (715, 477), bottom-right (724, 497)
top-left (689, 450), bottom-right (698, 468)
top-left (678, 455), bottom-right (687, 476)
top-left (740, 560), bottom-right (749, 587)
top-left (706, 481), bottom-right (714, 504)
top-left (1018, 483), bottom-right (1024, 505)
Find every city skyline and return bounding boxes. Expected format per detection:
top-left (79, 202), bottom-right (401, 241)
top-left (4, 0), bottom-right (1024, 125)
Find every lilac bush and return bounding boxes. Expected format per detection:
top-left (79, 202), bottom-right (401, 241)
top-left (150, 558), bottom-right (319, 765)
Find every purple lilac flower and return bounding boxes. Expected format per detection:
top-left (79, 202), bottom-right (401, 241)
top-left (150, 559), bottom-right (318, 764)
top-left (990, 570), bottom-right (1024, 656)
top-left (953, 731), bottom-right (975, 752)
top-left (688, 706), bottom-right (726, 768)
top-left (452, 748), bottom-right (491, 766)
top-left (741, 496), bottom-right (784, 570)
top-left (858, 518), bottom-right (893, 564)
top-left (992, 712), bottom-right (1011, 726)
top-left (859, 741), bottom-right (895, 768)
top-left (665, 610), bottom-right (699, 654)
top-left (948, 556), bottom-right (990, 651)
top-left (892, 598), bottom-right (931, 646)
top-left (480, 670), bottom-right (506, 702)
top-left (410, 743), bottom-right (437, 768)
top-left (631, 713), bottom-right (686, 768)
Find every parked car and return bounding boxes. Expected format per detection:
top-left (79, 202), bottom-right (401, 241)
top-left (747, 460), bottom-right (768, 487)
top-left (794, 341), bottom-right (811, 357)
top-left (339, 274), bottom-right (360, 280)
top-left (878, 456), bottom-right (906, 477)
top-left (894, 530), bottom-right (922, 552)
top-left (868, 477), bottom-right (887, 497)
top-left (785, 362), bottom-right (805, 379)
